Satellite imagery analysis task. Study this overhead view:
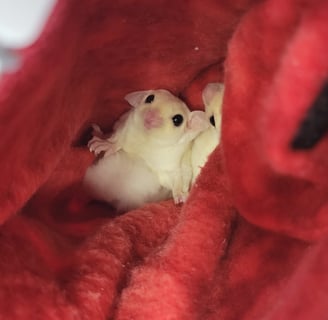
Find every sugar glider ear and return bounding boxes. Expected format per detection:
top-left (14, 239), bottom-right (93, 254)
top-left (187, 110), bottom-right (210, 132)
top-left (202, 83), bottom-right (224, 106)
top-left (177, 111), bottom-right (208, 144)
top-left (178, 110), bottom-right (209, 144)
top-left (124, 90), bottom-right (152, 107)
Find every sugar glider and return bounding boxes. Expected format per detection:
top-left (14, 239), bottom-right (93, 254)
top-left (191, 83), bottom-right (225, 183)
top-left (86, 89), bottom-right (209, 208)
top-left (84, 132), bottom-right (171, 212)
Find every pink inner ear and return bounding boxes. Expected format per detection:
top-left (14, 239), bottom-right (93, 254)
top-left (187, 111), bottom-right (209, 131)
top-left (143, 108), bottom-right (164, 129)
top-left (124, 90), bottom-right (150, 107)
top-left (202, 83), bottom-right (224, 106)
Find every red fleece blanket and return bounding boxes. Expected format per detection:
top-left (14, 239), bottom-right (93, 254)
top-left (1, 0), bottom-right (328, 319)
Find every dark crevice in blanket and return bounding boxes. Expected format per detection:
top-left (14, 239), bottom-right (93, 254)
top-left (291, 80), bottom-right (328, 150)
top-left (219, 209), bottom-right (239, 263)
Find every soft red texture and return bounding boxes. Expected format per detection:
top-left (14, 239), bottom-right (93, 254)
top-left (0, 0), bottom-right (327, 319)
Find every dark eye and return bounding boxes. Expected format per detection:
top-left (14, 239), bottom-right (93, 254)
top-left (145, 94), bottom-right (155, 103)
top-left (172, 114), bottom-right (184, 127)
top-left (210, 115), bottom-right (215, 127)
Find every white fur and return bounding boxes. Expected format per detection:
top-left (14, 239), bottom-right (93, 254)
top-left (191, 83), bottom-right (225, 183)
top-left (83, 151), bottom-right (171, 212)
top-left (86, 89), bottom-right (209, 209)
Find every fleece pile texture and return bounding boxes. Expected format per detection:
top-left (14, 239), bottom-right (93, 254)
top-left (1, 0), bottom-right (327, 319)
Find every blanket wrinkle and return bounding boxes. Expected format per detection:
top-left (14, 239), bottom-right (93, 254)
top-left (223, 0), bottom-right (328, 241)
top-left (114, 149), bottom-right (234, 319)
top-left (61, 203), bottom-right (181, 319)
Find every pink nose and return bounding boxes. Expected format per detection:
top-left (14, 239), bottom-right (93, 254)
top-left (143, 108), bottom-right (164, 129)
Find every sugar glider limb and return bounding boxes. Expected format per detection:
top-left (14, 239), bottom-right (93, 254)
top-left (88, 89), bottom-right (209, 204)
top-left (84, 144), bottom-right (171, 212)
top-left (191, 83), bottom-right (225, 183)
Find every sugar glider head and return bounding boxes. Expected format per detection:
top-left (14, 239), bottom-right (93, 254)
top-left (202, 83), bottom-right (225, 131)
top-left (125, 89), bottom-right (209, 146)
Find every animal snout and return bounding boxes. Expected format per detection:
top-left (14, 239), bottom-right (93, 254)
top-left (143, 108), bottom-right (164, 129)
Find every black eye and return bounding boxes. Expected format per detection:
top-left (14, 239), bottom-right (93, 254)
top-left (172, 114), bottom-right (184, 127)
top-left (210, 115), bottom-right (215, 127)
top-left (145, 94), bottom-right (155, 103)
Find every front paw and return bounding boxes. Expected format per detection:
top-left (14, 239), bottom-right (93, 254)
top-left (88, 136), bottom-right (116, 156)
top-left (91, 123), bottom-right (103, 137)
top-left (173, 191), bottom-right (189, 205)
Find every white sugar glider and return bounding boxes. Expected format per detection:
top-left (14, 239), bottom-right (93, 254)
top-left (86, 89), bottom-right (209, 207)
top-left (84, 127), bottom-right (171, 212)
top-left (191, 83), bottom-right (225, 183)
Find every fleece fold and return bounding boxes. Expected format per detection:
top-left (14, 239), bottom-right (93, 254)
top-left (0, 0), bottom-right (327, 319)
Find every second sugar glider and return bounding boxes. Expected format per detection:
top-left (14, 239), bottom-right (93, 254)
top-left (191, 83), bottom-right (225, 183)
top-left (87, 89), bottom-right (209, 206)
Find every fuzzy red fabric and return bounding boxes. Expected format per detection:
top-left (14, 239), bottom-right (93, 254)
top-left (1, 0), bottom-right (328, 319)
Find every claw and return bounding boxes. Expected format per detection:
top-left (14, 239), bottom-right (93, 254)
top-left (173, 192), bottom-right (188, 204)
top-left (88, 136), bottom-right (104, 149)
top-left (88, 135), bottom-right (118, 156)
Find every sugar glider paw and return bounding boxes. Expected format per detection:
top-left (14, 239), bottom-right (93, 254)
top-left (88, 136), bottom-right (116, 156)
top-left (91, 123), bottom-right (103, 137)
top-left (173, 192), bottom-right (189, 205)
